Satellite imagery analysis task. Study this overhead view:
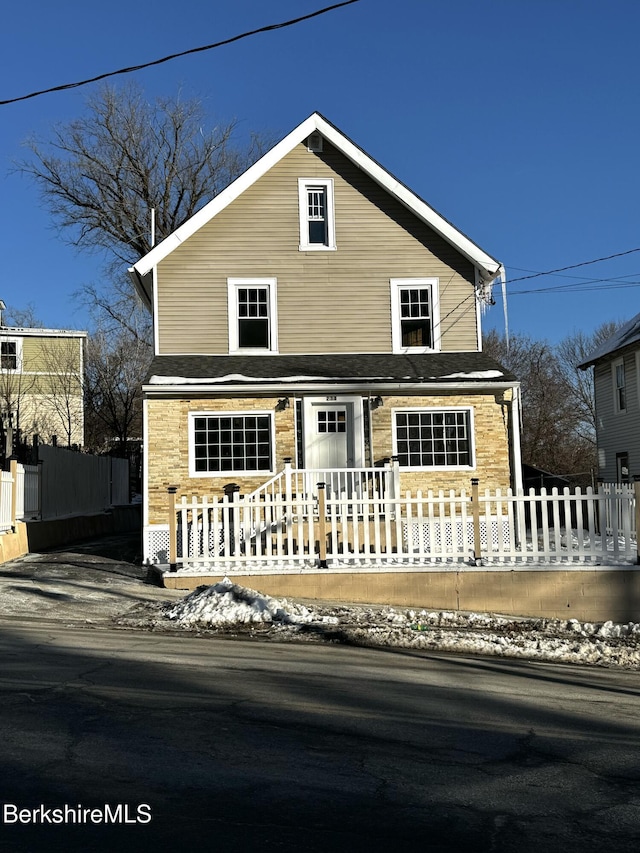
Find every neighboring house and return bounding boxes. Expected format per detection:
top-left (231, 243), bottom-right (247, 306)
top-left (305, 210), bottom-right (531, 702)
top-left (129, 112), bottom-right (522, 565)
top-left (578, 312), bottom-right (640, 482)
top-left (0, 325), bottom-right (86, 450)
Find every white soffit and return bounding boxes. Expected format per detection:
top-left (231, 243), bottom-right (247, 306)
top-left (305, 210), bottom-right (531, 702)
top-left (131, 113), bottom-right (502, 282)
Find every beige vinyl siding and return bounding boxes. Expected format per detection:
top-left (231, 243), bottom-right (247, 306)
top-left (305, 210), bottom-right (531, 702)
top-left (157, 141), bottom-right (479, 355)
top-left (22, 336), bottom-right (82, 374)
top-left (0, 333), bottom-right (84, 446)
top-left (593, 350), bottom-right (640, 480)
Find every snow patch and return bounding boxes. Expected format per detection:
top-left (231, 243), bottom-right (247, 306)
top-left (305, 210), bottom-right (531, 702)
top-left (166, 577), bottom-right (338, 627)
top-left (162, 581), bottom-right (640, 669)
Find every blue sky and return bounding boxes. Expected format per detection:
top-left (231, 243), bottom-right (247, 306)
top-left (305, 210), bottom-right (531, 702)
top-left (2, 0), bottom-right (639, 343)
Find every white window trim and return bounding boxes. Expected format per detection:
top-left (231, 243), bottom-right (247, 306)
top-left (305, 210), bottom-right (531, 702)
top-left (188, 410), bottom-right (276, 478)
top-left (227, 277), bottom-right (278, 354)
top-left (612, 357), bottom-right (627, 414)
top-left (298, 178), bottom-right (336, 251)
top-left (392, 406), bottom-right (475, 471)
top-left (390, 278), bottom-right (441, 353)
top-left (0, 337), bottom-right (23, 373)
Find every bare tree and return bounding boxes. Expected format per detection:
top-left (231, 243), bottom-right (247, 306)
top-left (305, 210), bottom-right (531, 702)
top-left (18, 84), bottom-right (272, 341)
top-left (484, 330), bottom-right (595, 478)
top-left (556, 321), bottom-right (622, 445)
top-left (84, 330), bottom-right (149, 453)
top-left (37, 336), bottom-right (85, 448)
top-left (3, 303), bottom-right (43, 329)
top-left (0, 361), bottom-right (37, 459)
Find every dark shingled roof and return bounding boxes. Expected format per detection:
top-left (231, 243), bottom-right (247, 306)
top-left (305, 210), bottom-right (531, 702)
top-left (145, 352), bottom-right (516, 385)
top-left (578, 311), bottom-right (640, 368)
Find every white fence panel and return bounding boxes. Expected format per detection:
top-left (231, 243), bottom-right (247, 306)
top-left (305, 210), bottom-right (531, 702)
top-left (156, 481), bottom-right (639, 571)
top-left (0, 471), bottom-right (13, 533)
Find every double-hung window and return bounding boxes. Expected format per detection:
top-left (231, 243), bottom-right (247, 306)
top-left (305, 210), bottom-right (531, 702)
top-left (390, 279), bottom-right (441, 352)
top-left (298, 178), bottom-right (335, 250)
top-left (0, 339), bottom-right (21, 371)
top-left (393, 408), bottom-right (474, 469)
top-left (190, 412), bottom-right (274, 476)
top-left (613, 358), bottom-right (627, 413)
top-left (228, 278), bottom-right (278, 353)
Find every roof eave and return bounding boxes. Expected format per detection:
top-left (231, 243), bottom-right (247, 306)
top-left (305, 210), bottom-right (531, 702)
top-left (143, 378), bottom-right (519, 396)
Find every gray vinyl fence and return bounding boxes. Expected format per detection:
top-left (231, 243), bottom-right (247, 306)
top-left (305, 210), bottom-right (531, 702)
top-left (37, 445), bottom-right (129, 520)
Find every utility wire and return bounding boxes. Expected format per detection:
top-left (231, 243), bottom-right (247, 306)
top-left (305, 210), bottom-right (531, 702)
top-left (505, 247), bottom-right (640, 285)
top-left (510, 280), bottom-right (640, 296)
top-left (0, 0), bottom-right (361, 106)
top-left (508, 266), bottom-right (640, 284)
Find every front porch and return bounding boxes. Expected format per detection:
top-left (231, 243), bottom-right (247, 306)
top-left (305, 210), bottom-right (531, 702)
top-left (143, 472), bottom-right (640, 622)
top-left (145, 467), bottom-right (640, 574)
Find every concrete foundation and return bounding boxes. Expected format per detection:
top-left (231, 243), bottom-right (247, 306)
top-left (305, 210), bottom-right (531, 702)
top-left (157, 565), bottom-right (640, 623)
top-left (0, 505), bottom-right (142, 561)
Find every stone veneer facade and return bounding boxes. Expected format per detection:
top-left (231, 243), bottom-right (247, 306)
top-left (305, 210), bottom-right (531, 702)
top-left (146, 389), bottom-right (514, 526)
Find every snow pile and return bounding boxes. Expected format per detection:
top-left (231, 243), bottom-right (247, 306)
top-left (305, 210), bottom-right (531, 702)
top-left (162, 581), bottom-right (640, 669)
top-left (166, 577), bottom-right (338, 627)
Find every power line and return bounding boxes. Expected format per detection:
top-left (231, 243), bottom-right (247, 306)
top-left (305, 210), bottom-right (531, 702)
top-left (510, 280), bottom-right (640, 296)
top-left (0, 0), bottom-right (361, 106)
top-left (508, 266), bottom-right (640, 284)
top-left (505, 247), bottom-right (640, 285)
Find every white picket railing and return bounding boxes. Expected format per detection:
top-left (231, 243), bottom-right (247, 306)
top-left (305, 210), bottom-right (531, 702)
top-left (163, 482), bottom-right (639, 572)
top-left (246, 461), bottom-right (398, 507)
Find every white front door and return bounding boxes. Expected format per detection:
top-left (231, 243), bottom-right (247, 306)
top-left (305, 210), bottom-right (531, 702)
top-left (313, 404), bottom-right (351, 469)
top-left (303, 397), bottom-right (364, 495)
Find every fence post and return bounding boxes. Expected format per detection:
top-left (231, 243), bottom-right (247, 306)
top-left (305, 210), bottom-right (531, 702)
top-left (9, 458), bottom-right (17, 528)
top-left (317, 482), bottom-right (328, 568)
top-left (168, 486), bottom-right (178, 571)
top-left (224, 483), bottom-right (241, 555)
top-left (634, 476), bottom-right (640, 565)
top-left (284, 457), bottom-right (293, 502)
top-left (391, 456), bottom-right (400, 499)
top-left (471, 478), bottom-right (482, 566)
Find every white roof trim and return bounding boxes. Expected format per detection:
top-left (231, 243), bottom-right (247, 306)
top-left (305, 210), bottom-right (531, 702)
top-left (130, 113), bottom-right (503, 283)
top-left (0, 327), bottom-right (87, 338)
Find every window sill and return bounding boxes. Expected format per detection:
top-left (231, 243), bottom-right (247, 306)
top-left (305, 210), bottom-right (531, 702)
top-left (298, 244), bottom-right (337, 252)
top-left (392, 346), bottom-right (441, 355)
top-left (228, 348), bottom-right (279, 356)
top-left (398, 465), bottom-right (476, 472)
top-left (189, 469), bottom-right (276, 479)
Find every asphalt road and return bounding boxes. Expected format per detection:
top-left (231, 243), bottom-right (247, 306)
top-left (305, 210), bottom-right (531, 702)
top-left (1, 619), bottom-right (640, 852)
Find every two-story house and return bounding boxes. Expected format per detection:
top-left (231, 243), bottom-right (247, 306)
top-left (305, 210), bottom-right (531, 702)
top-left (0, 324), bottom-right (86, 451)
top-left (129, 113), bottom-right (521, 566)
top-left (578, 312), bottom-right (640, 482)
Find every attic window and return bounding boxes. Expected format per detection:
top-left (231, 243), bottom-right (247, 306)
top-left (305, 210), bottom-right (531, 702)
top-left (307, 132), bottom-right (323, 153)
top-left (298, 178), bottom-right (336, 251)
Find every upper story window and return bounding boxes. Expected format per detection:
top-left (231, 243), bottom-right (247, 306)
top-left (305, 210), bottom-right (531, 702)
top-left (0, 339), bottom-right (21, 372)
top-left (298, 178), bottom-right (336, 251)
top-left (228, 278), bottom-right (278, 354)
top-left (390, 278), bottom-right (441, 353)
top-left (613, 357), bottom-right (627, 413)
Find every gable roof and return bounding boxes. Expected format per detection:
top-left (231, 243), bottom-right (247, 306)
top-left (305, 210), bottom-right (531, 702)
top-left (578, 311), bottom-right (640, 368)
top-left (129, 112), bottom-right (504, 308)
